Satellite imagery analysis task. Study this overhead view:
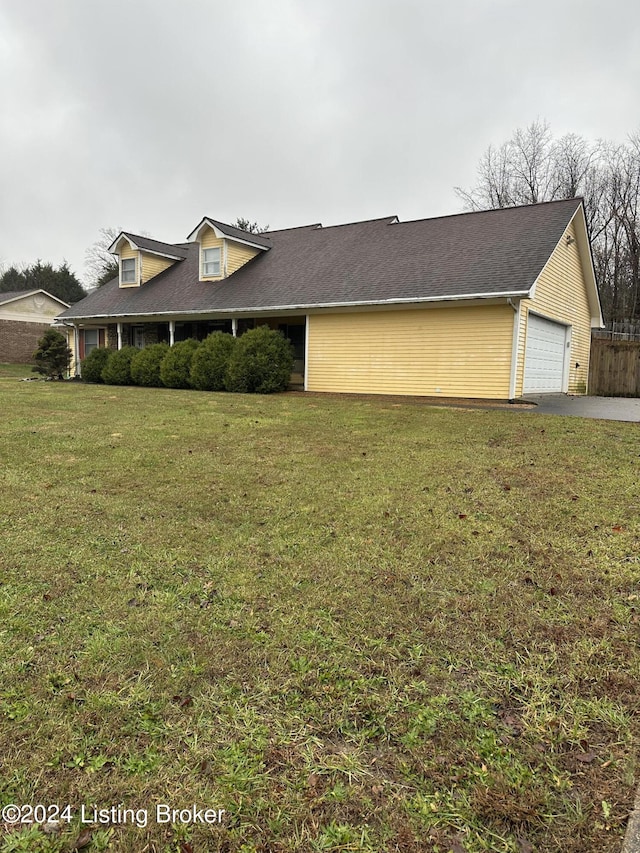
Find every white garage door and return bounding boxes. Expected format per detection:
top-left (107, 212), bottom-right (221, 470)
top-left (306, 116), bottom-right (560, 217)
top-left (523, 314), bottom-right (568, 393)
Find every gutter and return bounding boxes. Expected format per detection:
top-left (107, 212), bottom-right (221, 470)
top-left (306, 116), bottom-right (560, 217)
top-left (57, 290), bottom-right (531, 322)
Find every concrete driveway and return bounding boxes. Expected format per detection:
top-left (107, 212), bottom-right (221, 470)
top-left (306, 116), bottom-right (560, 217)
top-left (525, 394), bottom-right (640, 422)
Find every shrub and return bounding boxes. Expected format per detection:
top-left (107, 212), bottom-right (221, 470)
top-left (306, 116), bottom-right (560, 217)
top-left (160, 339), bottom-right (201, 389)
top-left (101, 346), bottom-right (138, 385)
top-left (225, 325), bottom-right (294, 393)
top-left (190, 332), bottom-right (237, 391)
top-left (32, 328), bottom-right (72, 380)
top-left (81, 347), bottom-right (111, 383)
top-left (130, 343), bottom-right (169, 387)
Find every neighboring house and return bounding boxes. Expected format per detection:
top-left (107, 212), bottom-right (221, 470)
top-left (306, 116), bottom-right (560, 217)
top-left (56, 199), bottom-right (603, 399)
top-left (0, 290), bottom-right (71, 363)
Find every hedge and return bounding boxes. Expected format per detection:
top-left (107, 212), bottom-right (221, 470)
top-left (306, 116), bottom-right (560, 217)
top-left (190, 332), bottom-right (237, 392)
top-left (160, 339), bottom-right (200, 389)
top-left (130, 343), bottom-right (169, 387)
top-left (101, 346), bottom-right (138, 385)
top-left (81, 347), bottom-right (111, 383)
top-left (225, 326), bottom-right (294, 393)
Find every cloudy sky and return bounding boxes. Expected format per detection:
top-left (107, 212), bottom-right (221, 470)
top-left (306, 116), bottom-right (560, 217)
top-left (1, 0), bottom-right (638, 287)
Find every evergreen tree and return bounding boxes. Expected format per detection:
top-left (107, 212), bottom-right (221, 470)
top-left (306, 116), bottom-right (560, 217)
top-left (0, 266), bottom-right (26, 292)
top-left (0, 261), bottom-right (86, 304)
top-left (32, 329), bottom-right (72, 380)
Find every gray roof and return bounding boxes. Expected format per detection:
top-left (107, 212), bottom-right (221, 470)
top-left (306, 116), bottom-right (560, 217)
top-left (0, 289), bottom-right (36, 303)
top-left (60, 199), bottom-right (588, 321)
top-left (1, 288), bottom-right (70, 307)
top-left (118, 233), bottom-right (189, 259)
top-left (190, 218), bottom-right (273, 249)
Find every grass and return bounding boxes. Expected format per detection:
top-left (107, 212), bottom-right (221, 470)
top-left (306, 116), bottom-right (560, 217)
top-left (0, 369), bottom-right (638, 852)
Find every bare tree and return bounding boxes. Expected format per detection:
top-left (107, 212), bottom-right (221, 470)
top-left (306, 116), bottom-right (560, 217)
top-left (231, 217), bottom-right (270, 234)
top-left (84, 226), bottom-right (121, 289)
top-left (456, 122), bottom-right (640, 323)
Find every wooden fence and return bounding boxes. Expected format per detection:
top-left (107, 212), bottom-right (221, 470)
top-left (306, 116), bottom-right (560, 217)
top-left (589, 338), bottom-right (640, 396)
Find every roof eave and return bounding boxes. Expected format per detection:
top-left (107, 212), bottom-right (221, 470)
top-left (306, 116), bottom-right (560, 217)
top-left (186, 218), bottom-right (271, 251)
top-left (56, 290), bottom-right (530, 322)
top-left (1, 289), bottom-right (70, 309)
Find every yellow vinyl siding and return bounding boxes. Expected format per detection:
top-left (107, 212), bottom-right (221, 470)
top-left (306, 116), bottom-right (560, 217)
top-left (226, 242), bottom-right (260, 275)
top-left (119, 243), bottom-right (139, 288)
top-left (514, 219), bottom-right (592, 396)
top-left (200, 225), bottom-right (261, 279)
top-left (200, 227), bottom-right (224, 280)
top-left (141, 252), bottom-right (174, 283)
top-left (307, 305), bottom-right (514, 398)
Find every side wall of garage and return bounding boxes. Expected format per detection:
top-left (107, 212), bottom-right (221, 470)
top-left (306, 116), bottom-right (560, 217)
top-left (306, 303), bottom-right (514, 399)
top-left (514, 217), bottom-right (593, 396)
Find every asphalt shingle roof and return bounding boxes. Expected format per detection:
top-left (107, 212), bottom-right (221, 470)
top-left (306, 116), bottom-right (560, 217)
top-left (193, 219), bottom-right (273, 249)
top-left (0, 289), bottom-right (38, 303)
top-left (60, 199), bottom-right (585, 321)
top-left (121, 233), bottom-right (188, 259)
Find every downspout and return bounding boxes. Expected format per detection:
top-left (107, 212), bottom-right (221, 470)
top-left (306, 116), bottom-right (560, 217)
top-left (507, 298), bottom-right (521, 401)
top-left (73, 324), bottom-right (81, 377)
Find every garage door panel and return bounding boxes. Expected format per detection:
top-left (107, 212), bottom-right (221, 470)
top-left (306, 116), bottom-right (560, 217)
top-left (523, 314), bottom-right (567, 393)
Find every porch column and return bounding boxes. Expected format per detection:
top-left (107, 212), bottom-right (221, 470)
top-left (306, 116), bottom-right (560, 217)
top-left (73, 325), bottom-right (80, 377)
top-left (169, 320), bottom-right (175, 346)
top-left (117, 322), bottom-right (123, 350)
top-left (232, 318), bottom-right (238, 338)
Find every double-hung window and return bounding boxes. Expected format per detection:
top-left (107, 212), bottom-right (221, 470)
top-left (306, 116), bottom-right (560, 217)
top-left (202, 247), bottom-right (221, 277)
top-left (121, 257), bottom-right (137, 284)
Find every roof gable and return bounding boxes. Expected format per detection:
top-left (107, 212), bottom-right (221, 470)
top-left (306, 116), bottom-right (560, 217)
top-left (0, 289), bottom-right (70, 309)
top-left (187, 218), bottom-right (272, 251)
top-left (108, 232), bottom-right (188, 261)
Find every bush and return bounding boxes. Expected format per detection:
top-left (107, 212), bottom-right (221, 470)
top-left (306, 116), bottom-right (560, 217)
top-left (190, 332), bottom-right (237, 391)
top-left (160, 339), bottom-right (201, 389)
top-left (101, 346), bottom-right (138, 385)
top-left (130, 343), bottom-right (169, 387)
top-left (81, 347), bottom-right (111, 383)
top-left (32, 328), bottom-right (71, 380)
top-left (225, 326), bottom-right (294, 393)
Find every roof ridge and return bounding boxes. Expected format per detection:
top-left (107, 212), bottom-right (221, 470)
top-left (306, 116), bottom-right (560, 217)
top-left (315, 215), bottom-right (399, 230)
top-left (264, 223), bottom-right (322, 234)
top-left (123, 231), bottom-right (181, 247)
top-left (398, 197), bottom-right (583, 227)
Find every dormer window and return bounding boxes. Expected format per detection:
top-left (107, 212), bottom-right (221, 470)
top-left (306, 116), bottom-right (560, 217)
top-left (121, 257), bottom-right (137, 284)
top-left (202, 247), bottom-right (221, 277)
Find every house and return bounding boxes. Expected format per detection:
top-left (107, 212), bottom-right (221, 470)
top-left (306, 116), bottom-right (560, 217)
top-left (0, 290), bottom-right (71, 363)
top-left (56, 199), bottom-right (603, 399)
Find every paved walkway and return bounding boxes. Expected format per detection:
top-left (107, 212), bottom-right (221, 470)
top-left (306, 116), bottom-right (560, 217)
top-left (524, 394), bottom-right (640, 422)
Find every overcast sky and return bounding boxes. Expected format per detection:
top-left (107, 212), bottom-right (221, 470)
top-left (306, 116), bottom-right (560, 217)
top-left (1, 0), bottom-right (639, 286)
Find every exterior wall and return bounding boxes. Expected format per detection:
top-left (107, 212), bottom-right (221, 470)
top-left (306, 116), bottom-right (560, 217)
top-left (0, 319), bottom-right (50, 363)
top-left (119, 243), bottom-right (140, 288)
top-left (200, 227), bottom-right (225, 281)
top-left (226, 242), bottom-right (260, 275)
top-left (200, 225), bottom-right (260, 279)
top-left (514, 219), bottom-right (592, 396)
top-left (307, 304), bottom-right (514, 399)
top-left (0, 292), bottom-right (66, 323)
top-left (141, 252), bottom-right (174, 284)
top-left (0, 293), bottom-right (69, 364)
top-left (107, 325), bottom-right (118, 349)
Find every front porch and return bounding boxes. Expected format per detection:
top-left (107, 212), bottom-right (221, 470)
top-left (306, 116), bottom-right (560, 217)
top-left (75, 315), bottom-right (306, 388)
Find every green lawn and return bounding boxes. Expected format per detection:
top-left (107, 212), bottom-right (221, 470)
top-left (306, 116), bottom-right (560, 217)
top-left (0, 377), bottom-right (638, 852)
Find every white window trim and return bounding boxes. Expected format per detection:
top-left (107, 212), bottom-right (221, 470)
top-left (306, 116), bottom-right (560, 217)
top-left (120, 256), bottom-right (137, 285)
top-left (201, 246), bottom-right (221, 278)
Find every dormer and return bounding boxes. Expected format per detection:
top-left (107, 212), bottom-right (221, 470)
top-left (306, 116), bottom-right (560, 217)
top-left (108, 233), bottom-right (188, 288)
top-left (186, 218), bottom-right (271, 282)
